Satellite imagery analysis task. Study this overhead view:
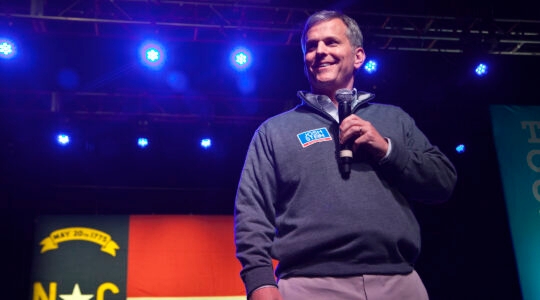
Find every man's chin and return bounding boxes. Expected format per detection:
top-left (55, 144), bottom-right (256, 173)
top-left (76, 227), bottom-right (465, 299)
top-left (311, 79), bottom-right (337, 91)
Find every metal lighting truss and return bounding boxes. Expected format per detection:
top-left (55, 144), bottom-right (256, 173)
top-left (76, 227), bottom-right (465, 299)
top-left (0, 0), bottom-right (538, 55)
top-left (0, 0), bottom-right (539, 123)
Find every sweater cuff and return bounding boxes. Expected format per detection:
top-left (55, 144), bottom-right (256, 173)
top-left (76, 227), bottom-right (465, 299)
top-left (378, 137), bottom-right (392, 164)
top-left (378, 134), bottom-right (408, 175)
top-left (242, 265), bottom-right (278, 297)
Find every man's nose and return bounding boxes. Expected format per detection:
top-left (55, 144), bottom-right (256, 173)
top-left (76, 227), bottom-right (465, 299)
top-left (315, 42), bottom-right (327, 54)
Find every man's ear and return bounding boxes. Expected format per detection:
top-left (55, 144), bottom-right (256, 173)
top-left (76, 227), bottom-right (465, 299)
top-left (354, 47), bottom-right (366, 70)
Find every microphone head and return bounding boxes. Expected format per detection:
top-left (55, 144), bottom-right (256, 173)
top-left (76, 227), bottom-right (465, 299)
top-left (335, 88), bottom-right (354, 103)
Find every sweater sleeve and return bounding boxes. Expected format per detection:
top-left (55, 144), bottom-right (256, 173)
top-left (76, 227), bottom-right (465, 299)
top-left (234, 127), bottom-right (279, 296)
top-left (378, 108), bottom-right (457, 204)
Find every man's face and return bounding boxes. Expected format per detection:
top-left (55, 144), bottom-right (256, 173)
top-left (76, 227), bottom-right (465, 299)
top-left (304, 18), bottom-right (365, 96)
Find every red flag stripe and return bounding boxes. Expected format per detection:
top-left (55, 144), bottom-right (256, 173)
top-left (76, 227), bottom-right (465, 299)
top-left (127, 215), bottom-right (244, 297)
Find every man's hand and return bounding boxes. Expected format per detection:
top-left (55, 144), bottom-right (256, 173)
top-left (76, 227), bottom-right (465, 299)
top-left (339, 114), bottom-right (389, 161)
top-left (249, 286), bottom-right (283, 300)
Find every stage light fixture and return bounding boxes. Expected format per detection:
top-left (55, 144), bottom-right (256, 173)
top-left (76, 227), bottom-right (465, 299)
top-left (139, 40), bottom-right (166, 69)
top-left (475, 63), bottom-right (488, 77)
top-left (137, 137), bottom-right (149, 149)
top-left (200, 138), bottom-right (212, 149)
top-left (230, 47), bottom-right (252, 71)
top-left (0, 38), bottom-right (16, 59)
top-left (364, 60), bottom-right (378, 74)
top-left (456, 144), bottom-right (466, 154)
top-left (57, 133), bottom-right (70, 146)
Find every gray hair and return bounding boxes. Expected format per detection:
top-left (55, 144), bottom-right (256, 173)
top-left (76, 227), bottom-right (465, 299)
top-left (301, 10), bottom-right (364, 54)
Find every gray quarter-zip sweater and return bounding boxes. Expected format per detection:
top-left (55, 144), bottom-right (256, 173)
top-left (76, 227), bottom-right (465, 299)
top-left (234, 90), bottom-right (457, 296)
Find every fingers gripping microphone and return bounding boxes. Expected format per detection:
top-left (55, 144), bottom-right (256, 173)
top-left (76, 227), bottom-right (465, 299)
top-left (336, 88), bottom-right (354, 177)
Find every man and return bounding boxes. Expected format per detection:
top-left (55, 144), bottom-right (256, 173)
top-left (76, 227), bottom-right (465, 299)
top-left (234, 10), bottom-right (457, 300)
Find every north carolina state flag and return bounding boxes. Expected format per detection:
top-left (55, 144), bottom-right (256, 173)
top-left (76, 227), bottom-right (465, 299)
top-left (32, 215), bottom-right (247, 300)
top-left (127, 215), bottom-right (245, 299)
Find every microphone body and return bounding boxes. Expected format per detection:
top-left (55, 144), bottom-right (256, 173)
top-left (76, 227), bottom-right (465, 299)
top-left (336, 89), bottom-right (354, 177)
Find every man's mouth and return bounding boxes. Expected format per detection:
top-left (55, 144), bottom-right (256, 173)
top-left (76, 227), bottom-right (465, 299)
top-left (314, 62), bottom-right (333, 70)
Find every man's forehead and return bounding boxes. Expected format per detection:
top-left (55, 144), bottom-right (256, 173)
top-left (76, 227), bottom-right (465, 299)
top-left (306, 18), bottom-right (347, 38)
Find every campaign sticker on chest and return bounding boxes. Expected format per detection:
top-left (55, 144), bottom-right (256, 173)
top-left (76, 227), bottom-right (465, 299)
top-left (297, 127), bottom-right (333, 148)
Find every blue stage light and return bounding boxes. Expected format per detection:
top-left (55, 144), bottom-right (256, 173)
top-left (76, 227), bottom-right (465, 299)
top-left (230, 47), bottom-right (252, 71)
top-left (200, 138), bottom-right (212, 149)
top-left (475, 63), bottom-right (488, 77)
top-left (0, 38), bottom-right (17, 59)
top-left (364, 60), bottom-right (378, 74)
top-left (139, 41), bottom-right (166, 69)
top-left (456, 144), bottom-right (466, 154)
top-left (137, 137), bottom-right (149, 148)
top-left (57, 134), bottom-right (70, 146)
top-left (236, 52), bottom-right (247, 65)
top-left (147, 49), bottom-right (159, 61)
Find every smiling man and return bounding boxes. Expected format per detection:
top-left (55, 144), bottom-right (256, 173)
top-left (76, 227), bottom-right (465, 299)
top-left (234, 10), bottom-right (457, 300)
top-left (303, 16), bottom-right (364, 99)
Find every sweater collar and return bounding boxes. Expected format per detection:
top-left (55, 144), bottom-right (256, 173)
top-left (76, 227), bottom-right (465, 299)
top-left (297, 89), bottom-right (374, 111)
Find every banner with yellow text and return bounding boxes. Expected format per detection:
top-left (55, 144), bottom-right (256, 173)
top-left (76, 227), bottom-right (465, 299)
top-left (490, 105), bottom-right (540, 300)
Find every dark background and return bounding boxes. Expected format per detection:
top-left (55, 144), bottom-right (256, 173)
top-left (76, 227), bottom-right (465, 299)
top-left (1, 0), bottom-right (539, 299)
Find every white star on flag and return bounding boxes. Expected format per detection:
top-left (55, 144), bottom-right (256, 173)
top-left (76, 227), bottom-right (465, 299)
top-left (59, 284), bottom-right (94, 300)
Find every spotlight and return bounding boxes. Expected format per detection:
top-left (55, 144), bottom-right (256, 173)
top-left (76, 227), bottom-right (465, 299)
top-left (147, 49), bottom-right (159, 62)
top-left (364, 60), bottom-right (378, 74)
top-left (137, 137), bottom-right (149, 148)
top-left (236, 52), bottom-right (247, 65)
top-left (57, 133), bottom-right (70, 146)
top-left (456, 144), bottom-right (466, 154)
top-left (200, 138), bottom-right (212, 149)
top-left (475, 63), bottom-right (488, 77)
top-left (230, 47), bottom-right (252, 71)
top-left (139, 40), bottom-right (166, 69)
top-left (0, 38), bottom-right (17, 59)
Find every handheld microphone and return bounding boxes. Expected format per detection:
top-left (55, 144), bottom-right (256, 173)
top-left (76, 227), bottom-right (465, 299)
top-left (336, 88), bottom-right (354, 177)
